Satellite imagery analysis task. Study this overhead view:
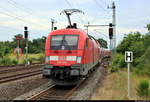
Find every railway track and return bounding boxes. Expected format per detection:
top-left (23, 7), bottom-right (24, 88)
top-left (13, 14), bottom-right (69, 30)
top-left (0, 69), bottom-right (42, 84)
top-left (26, 58), bottom-right (110, 100)
top-left (27, 79), bottom-right (84, 100)
top-left (0, 63), bottom-right (42, 70)
top-left (0, 64), bottom-right (42, 75)
top-left (27, 59), bottom-right (109, 100)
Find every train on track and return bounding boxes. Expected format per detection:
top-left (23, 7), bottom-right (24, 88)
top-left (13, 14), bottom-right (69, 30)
top-left (42, 9), bottom-right (111, 85)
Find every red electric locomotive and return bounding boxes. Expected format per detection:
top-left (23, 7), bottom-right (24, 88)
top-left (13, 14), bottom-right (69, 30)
top-left (42, 27), bottom-right (102, 85)
top-left (42, 9), bottom-right (104, 85)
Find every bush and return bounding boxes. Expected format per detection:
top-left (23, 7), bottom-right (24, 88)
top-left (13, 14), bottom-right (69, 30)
top-left (23, 59), bottom-right (27, 64)
top-left (37, 55), bottom-right (45, 63)
top-left (112, 53), bottom-right (126, 69)
top-left (0, 57), bottom-right (12, 65)
top-left (12, 59), bottom-right (18, 65)
top-left (28, 58), bottom-right (33, 64)
top-left (136, 78), bottom-right (150, 98)
top-left (111, 65), bottom-right (119, 72)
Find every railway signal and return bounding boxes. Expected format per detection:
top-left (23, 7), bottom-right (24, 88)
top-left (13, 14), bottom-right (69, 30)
top-left (109, 23), bottom-right (113, 39)
top-left (24, 26), bottom-right (29, 65)
top-left (24, 26), bottom-right (28, 39)
top-left (109, 27), bottom-right (113, 39)
top-left (108, 2), bottom-right (116, 49)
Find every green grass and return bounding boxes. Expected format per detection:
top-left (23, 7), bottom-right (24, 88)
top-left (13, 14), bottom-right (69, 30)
top-left (0, 53), bottom-right (45, 65)
top-left (91, 68), bottom-right (150, 100)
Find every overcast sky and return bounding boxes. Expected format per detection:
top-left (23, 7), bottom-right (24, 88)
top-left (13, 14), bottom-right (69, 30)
top-left (0, 0), bottom-right (150, 47)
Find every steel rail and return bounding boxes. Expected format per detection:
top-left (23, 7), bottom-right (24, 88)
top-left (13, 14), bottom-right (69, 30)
top-left (0, 70), bottom-right (42, 84)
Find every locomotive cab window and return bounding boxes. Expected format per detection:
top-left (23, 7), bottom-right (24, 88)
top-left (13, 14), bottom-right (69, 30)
top-left (50, 35), bottom-right (78, 50)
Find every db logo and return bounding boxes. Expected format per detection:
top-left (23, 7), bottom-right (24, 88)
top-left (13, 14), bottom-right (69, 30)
top-left (59, 56), bottom-right (66, 61)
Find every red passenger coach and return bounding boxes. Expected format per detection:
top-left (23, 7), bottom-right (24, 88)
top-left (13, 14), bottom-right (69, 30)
top-left (43, 28), bottom-right (101, 85)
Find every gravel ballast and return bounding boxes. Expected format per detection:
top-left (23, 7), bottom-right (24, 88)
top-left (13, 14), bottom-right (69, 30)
top-left (0, 62), bottom-right (108, 100)
top-left (0, 74), bottom-right (49, 100)
top-left (68, 65), bottom-right (107, 100)
top-left (14, 64), bottom-right (107, 100)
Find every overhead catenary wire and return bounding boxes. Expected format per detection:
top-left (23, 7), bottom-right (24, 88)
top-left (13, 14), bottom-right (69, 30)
top-left (73, 0), bottom-right (94, 24)
top-left (0, 6), bottom-right (48, 29)
top-left (6, 0), bottom-right (39, 17)
top-left (1, 0), bottom-right (48, 29)
top-left (93, 0), bottom-right (112, 18)
top-left (88, 31), bottom-right (109, 43)
top-left (94, 30), bottom-right (109, 39)
top-left (94, 0), bottom-right (108, 12)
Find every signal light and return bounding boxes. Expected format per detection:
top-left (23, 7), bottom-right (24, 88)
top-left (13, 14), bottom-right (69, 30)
top-left (24, 26), bottom-right (28, 39)
top-left (24, 31), bottom-right (28, 39)
top-left (109, 28), bottom-right (113, 39)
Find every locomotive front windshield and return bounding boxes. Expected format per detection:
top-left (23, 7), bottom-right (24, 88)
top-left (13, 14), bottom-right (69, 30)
top-left (50, 35), bottom-right (78, 50)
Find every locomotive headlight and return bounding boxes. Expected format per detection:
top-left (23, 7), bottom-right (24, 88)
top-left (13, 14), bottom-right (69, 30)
top-left (76, 56), bottom-right (82, 63)
top-left (45, 56), bottom-right (50, 63)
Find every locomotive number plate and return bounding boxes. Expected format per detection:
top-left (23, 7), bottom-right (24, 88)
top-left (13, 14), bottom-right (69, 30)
top-left (58, 56), bottom-right (66, 61)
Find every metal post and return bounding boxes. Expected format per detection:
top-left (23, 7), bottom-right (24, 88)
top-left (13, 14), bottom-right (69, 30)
top-left (128, 62), bottom-right (130, 98)
top-left (108, 2), bottom-right (116, 50)
top-left (87, 22), bottom-right (90, 35)
top-left (110, 39), bottom-right (113, 51)
top-left (24, 26), bottom-right (29, 65)
top-left (51, 19), bottom-right (54, 31)
top-left (51, 18), bottom-right (57, 31)
top-left (112, 2), bottom-right (116, 49)
top-left (26, 37), bottom-right (28, 65)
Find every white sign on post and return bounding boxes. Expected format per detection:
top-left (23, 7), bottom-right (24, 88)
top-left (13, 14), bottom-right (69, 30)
top-left (125, 51), bottom-right (133, 98)
top-left (125, 51), bottom-right (133, 62)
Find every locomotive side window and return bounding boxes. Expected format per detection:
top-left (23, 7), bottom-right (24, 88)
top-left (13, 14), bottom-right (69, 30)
top-left (50, 35), bottom-right (78, 50)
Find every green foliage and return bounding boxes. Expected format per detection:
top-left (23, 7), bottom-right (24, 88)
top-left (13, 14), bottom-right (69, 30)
top-left (0, 34), bottom-right (46, 60)
top-left (112, 53), bottom-right (126, 68)
top-left (0, 57), bottom-right (12, 65)
top-left (97, 38), bottom-right (108, 48)
top-left (113, 29), bottom-right (150, 76)
top-left (23, 59), bottom-right (27, 64)
top-left (136, 78), bottom-right (150, 98)
top-left (111, 53), bottom-right (126, 73)
top-left (147, 24), bottom-right (150, 31)
top-left (37, 55), bottom-right (45, 63)
top-left (116, 32), bottom-right (142, 55)
top-left (12, 59), bottom-right (18, 65)
top-left (28, 58), bottom-right (33, 64)
top-left (111, 65), bottom-right (119, 72)
top-left (134, 46), bottom-right (150, 75)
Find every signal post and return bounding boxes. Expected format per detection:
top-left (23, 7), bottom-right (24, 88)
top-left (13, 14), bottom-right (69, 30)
top-left (24, 26), bottom-right (29, 65)
top-left (125, 51), bottom-right (133, 98)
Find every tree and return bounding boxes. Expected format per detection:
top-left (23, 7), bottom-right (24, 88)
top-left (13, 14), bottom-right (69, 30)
top-left (97, 38), bottom-right (108, 48)
top-left (116, 32), bottom-right (142, 54)
top-left (147, 24), bottom-right (150, 31)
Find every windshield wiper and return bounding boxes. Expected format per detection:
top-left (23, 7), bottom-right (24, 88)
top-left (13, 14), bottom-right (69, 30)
top-left (53, 40), bottom-right (72, 53)
top-left (63, 40), bottom-right (72, 52)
